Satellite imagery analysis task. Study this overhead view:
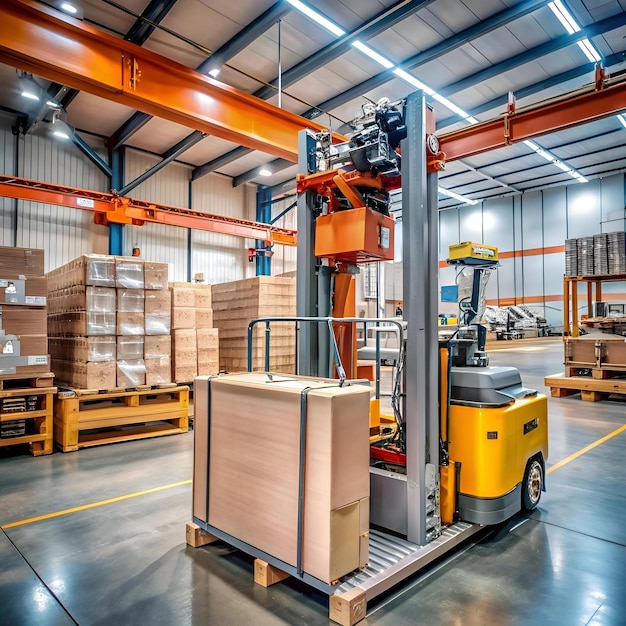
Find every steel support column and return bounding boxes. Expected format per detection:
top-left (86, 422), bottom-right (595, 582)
top-left (255, 186), bottom-right (272, 276)
top-left (402, 91), bottom-right (437, 546)
top-left (109, 147), bottom-right (124, 255)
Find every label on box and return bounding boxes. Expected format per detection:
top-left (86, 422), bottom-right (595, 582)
top-left (379, 226), bottom-right (390, 249)
top-left (27, 355), bottom-right (49, 365)
top-left (25, 296), bottom-right (47, 305)
top-left (0, 280), bottom-right (7, 288)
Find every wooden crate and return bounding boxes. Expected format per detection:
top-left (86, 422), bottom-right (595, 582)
top-left (54, 385), bottom-right (189, 451)
top-left (0, 385), bottom-right (55, 456)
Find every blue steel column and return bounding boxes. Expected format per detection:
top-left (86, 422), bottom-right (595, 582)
top-left (109, 147), bottom-right (125, 256)
top-left (256, 186), bottom-right (272, 276)
top-left (402, 91), bottom-right (437, 546)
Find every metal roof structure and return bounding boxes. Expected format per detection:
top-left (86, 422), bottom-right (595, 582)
top-left (0, 0), bottom-right (624, 209)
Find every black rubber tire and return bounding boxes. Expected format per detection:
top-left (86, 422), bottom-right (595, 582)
top-left (522, 458), bottom-right (543, 511)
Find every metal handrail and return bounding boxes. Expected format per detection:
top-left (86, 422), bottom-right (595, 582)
top-left (247, 316), bottom-right (405, 392)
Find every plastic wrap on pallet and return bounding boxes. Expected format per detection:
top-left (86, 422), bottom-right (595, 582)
top-left (145, 356), bottom-right (172, 385)
top-left (115, 259), bottom-right (144, 289)
top-left (86, 286), bottom-right (116, 312)
top-left (117, 288), bottom-right (145, 312)
top-left (117, 336), bottom-right (144, 360)
top-left (117, 358), bottom-right (146, 387)
top-left (144, 262), bottom-right (169, 290)
top-left (117, 312), bottom-right (145, 336)
top-left (144, 334), bottom-right (171, 358)
top-left (145, 312), bottom-right (171, 336)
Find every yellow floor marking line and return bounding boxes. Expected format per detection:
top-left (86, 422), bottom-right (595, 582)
top-left (547, 423), bottom-right (626, 475)
top-left (1, 479), bottom-right (192, 530)
top-left (3, 424), bottom-right (625, 530)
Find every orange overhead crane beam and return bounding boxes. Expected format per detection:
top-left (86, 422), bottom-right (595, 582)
top-left (439, 75), bottom-right (626, 161)
top-left (0, 176), bottom-right (297, 246)
top-left (0, 0), bottom-right (346, 162)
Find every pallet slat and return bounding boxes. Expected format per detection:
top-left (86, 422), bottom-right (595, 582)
top-left (544, 373), bottom-right (626, 401)
top-left (54, 385), bottom-right (189, 452)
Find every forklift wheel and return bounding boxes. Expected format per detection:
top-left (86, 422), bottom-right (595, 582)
top-left (522, 459), bottom-right (543, 511)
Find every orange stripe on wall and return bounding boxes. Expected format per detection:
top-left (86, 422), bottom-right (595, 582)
top-left (438, 245), bottom-right (565, 267)
top-left (486, 293), bottom-right (626, 306)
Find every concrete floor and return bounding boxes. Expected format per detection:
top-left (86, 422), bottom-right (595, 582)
top-left (1, 338), bottom-right (625, 625)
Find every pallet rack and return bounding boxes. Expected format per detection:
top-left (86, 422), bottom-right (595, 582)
top-left (0, 385), bottom-right (56, 456)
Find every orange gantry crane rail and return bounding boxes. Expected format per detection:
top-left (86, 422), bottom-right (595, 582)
top-left (0, 175), bottom-right (297, 246)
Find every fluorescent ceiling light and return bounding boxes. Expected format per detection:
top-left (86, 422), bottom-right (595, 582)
top-left (392, 69), bottom-right (433, 95)
top-left (577, 39), bottom-right (601, 62)
top-left (617, 114), bottom-right (626, 129)
top-left (438, 187), bottom-right (477, 205)
top-left (53, 130), bottom-right (70, 139)
top-left (258, 168), bottom-right (272, 177)
top-left (548, 0), bottom-right (580, 34)
top-left (208, 68), bottom-right (220, 78)
top-left (60, 2), bottom-right (78, 14)
top-left (21, 90), bottom-right (40, 101)
top-left (284, 0), bottom-right (345, 37)
top-left (523, 139), bottom-right (586, 183)
top-left (352, 41), bottom-right (394, 69)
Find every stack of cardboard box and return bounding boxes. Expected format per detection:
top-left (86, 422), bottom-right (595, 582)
top-left (0, 246), bottom-right (50, 378)
top-left (47, 255), bottom-right (171, 389)
top-left (211, 276), bottom-right (296, 373)
top-left (169, 282), bottom-right (218, 382)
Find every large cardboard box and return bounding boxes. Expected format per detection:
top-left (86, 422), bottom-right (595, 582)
top-left (171, 307), bottom-right (196, 330)
top-left (0, 246), bottom-right (45, 278)
top-left (144, 335), bottom-right (171, 358)
top-left (195, 308), bottom-right (213, 329)
top-left (144, 262), bottom-right (168, 290)
top-left (52, 359), bottom-right (116, 389)
top-left (115, 258), bottom-right (144, 289)
top-left (117, 359), bottom-right (146, 387)
top-left (49, 336), bottom-right (116, 362)
top-left (0, 306), bottom-right (47, 335)
top-left (173, 329), bottom-right (197, 382)
top-left (193, 373), bottom-right (370, 583)
top-left (197, 328), bottom-right (219, 376)
top-left (48, 311), bottom-right (116, 336)
top-left (0, 276), bottom-right (47, 306)
top-left (194, 285), bottom-right (212, 309)
top-left (145, 356), bottom-right (172, 385)
top-left (46, 254), bottom-right (115, 290)
top-left (169, 283), bottom-right (196, 307)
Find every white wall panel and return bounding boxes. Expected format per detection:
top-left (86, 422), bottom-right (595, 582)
top-left (439, 208), bottom-right (460, 256)
top-left (522, 255), bottom-right (543, 298)
top-left (566, 180), bottom-right (601, 239)
top-left (17, 131), bottom-right (109, 271)
top-left (600, 173), bottom-right (625, 232)
top-left (496, 258), bottom-right (515, 300)
top-left (0, 119), bottom-right (16, 246)
top-left (125, 149), bottom-right (189, 206)
top-left (190, 174), bottom-right (252, 285)
top-left (542, 187), bottom-right (567, 245)
top-left (520, 191), bottom-right (543, 249)
top-left (459, 204), bottom-right (483, 242)
top-left (483, 197), bottom-right (514, 250)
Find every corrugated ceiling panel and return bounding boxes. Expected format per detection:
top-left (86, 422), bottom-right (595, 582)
top-left (17, 131), bottom-right (109, 271)
top-left (0, 119), bottom-right (16, 246)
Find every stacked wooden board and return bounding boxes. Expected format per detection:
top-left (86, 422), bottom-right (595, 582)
top-left (193, 373), bottom-right (371, 584)
top-left (169, 282), bottom-right (219, 383)
top-left (565, 231), bottom-right (626, 276)
top-left (47, 255), bottom-right (172, 388)
top-left (211, 276), bottom-right (296, 373)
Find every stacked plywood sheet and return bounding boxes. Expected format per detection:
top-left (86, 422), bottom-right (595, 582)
top-left (193, 373), bottom-right (371, 584)
top-left (0, 246), bottom-right (50, 378)
top-left (47, 255), bottom-right (171, 389)
top-left (211, 276), bottom-right (296, 373)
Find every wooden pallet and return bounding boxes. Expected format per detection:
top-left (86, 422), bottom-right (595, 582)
top-left (54, 385), bottom-right (189, 452)
top-left (544, 373), bottom-right (626, 401)
top-left (57, 382), bottom-right (179, 397)
top-left (0, 372), bottom-right (55, 390)
top-left (564, 365), bottom-right (626, 379)
top-left (0, 386), bottom-right (56, 456)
